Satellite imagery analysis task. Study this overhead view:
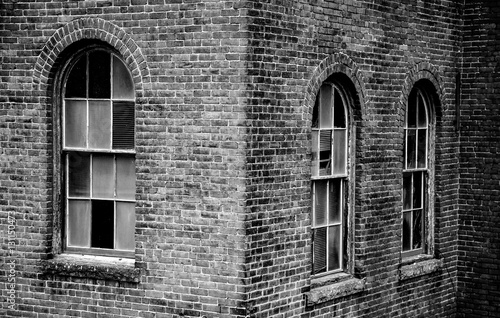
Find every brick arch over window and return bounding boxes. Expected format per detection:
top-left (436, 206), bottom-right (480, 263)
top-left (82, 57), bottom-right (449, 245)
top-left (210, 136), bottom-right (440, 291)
top-left (33, 17), bottom-right (149, 97)
top-left (400, 62), bottom-right (445, 121)
top-left (305, 53), bottom-right (365, 277)
top-left (305, 53), bottom-right (367, 122)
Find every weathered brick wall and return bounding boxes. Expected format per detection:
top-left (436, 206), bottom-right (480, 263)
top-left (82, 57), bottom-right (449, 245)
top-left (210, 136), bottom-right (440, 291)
top-left (244, 0), bottom-right (460, 317)
top-left (3, 0), bottom-right (494, 317)
top-left (1, 1), bottom-right (249, 317)
top-left (458, 1), bottom-right (500, 317)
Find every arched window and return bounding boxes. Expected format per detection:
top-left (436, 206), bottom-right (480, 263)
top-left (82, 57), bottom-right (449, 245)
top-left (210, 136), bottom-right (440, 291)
top-left (311, 82), bottom-right (349, 275)
top-left (62, 47), bottom-right (135, 258)
top-left (402, 86), bottom-right (430, 256)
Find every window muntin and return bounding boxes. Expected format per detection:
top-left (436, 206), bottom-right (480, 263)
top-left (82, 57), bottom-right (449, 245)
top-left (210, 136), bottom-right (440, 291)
top-left (311, 82), bottom-right (348, 275)
top-left (402, 87), bottom-right (428, 256)
top-left (63, 49), bottom-right (135, 258)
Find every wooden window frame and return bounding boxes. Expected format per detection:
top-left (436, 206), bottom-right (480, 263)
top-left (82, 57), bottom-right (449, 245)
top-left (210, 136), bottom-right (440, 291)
top-left (402, 86), bottom-right (433, 258)
top-left (311, 81), bottom-right (352, 277)
top-left (54, 45), bottom-right (136, 259)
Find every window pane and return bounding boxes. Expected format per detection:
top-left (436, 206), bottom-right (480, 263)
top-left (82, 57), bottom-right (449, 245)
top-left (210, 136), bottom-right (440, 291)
top-left (91, 200), bottom-right (114, 249)
top-left (92, 154), bottom-right (115, 199)
top-left (311, 131), bottom-right (319, 176)
top-left (329, 179), bottom-right (341, 224)
top-left (67, 200), bottom-right (91, 247)
top-left (113, 101), bottom-right (135, 149)
top-left (89, 100), bottom-right (112, 149)
top-left (319, 130), bottom-right (332, 175)
top-left (64, 100), bottom-right (87, 148)
top-left (313, 228), bottom-right (327, 275)
top-left (407, 90), bottom-right (417, 128)
top-left (116, 202), bottom-right (135, 251)
top-left (328, 225), bottom-right (341, 271)
top-left (402, 211), bottom-right (411, 251)
top-left (413, 209), bottom-right (423, 249)
top-left (417, 93), bottom-right (427, 128)
top-left (319, 84), bottom-right (332, 129)
top-left (333, 88), bottom-right (346, 128)
top-left (116, 156), bottom-right (135, 200)
top-left (333, 129), bottom-right (346, 174)
top-left (403, 173), bottom-right (412, 210)
top-left (88, 51), bottom-right (111, 99)
top-left (65, 56), bottom-right (87, 98)
top-left (113, 56), bottom-right (135, 100)
top-left (68, 152), bottom-right (90, 197)
top-left (312, 97), bottom-right (319, 129)
top-left (417, 129), bottom-right (427, 168)
top-left (313, 180), bottom-right (328, 226)
top-left (413, 172), bottom-right (422, 209)
top-left (406, 129), bottom-right (416, 169)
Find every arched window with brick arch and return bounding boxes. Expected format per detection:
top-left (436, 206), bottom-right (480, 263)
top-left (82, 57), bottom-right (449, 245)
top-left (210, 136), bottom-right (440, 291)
top-left (311, 79), bottom-right (351, 275)
top-left (61, 44), bottom-right (136, 258)
top-left (402, 83), bottom-right (434, 257)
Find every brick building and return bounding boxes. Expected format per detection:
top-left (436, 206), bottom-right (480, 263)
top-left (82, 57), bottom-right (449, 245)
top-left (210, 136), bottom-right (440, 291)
top-left (1, 0), bottom-right (498, 317)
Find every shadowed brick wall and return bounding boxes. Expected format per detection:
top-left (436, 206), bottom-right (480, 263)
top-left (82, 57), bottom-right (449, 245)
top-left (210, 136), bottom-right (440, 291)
top-left (457, 1), bottom-right (500, 317)
top-left (243, 0), bottom-right (460, 317)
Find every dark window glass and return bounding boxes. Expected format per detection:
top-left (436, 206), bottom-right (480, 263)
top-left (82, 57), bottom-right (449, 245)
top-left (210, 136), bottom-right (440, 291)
top-left (91, 200), bottom-right (114, 249)
top-left (88, 51), bottom-right (111, 99)
top-left (333, 89), bottom-right (346, 128)
top-left (65, 56), bottom-right (87, 98)
top-left (68, 152), bottom-right (90, 197)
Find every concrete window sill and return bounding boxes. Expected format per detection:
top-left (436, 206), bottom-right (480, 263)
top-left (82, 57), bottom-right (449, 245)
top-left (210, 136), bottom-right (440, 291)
top-left (41, 254), bottom-right (142, 283)
top-left (306, 273), bottom-right (365, 306)
top-left (399, 255), bottom-right (442, 281)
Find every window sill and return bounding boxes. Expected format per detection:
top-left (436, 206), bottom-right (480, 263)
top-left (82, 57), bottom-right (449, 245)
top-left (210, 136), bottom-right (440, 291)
top-left (399, 255), bottom-right (442, 281)
top-left (41, 254), bottom-right (142, 283)
top-left (306, 273), bottom-right (365, 306)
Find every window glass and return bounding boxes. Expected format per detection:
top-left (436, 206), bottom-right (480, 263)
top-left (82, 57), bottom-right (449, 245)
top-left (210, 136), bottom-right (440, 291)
top-left (67, 200), bottom-right (91, 247)
top-left (314, 181), bottom-right (328, 227)
top-left (64, 100), bottom-right (87, 148)
top-left (91, 200), bottom-right (114, 248)
top-left (65, 57), bottom-right (87, 98)
top-left (68, 152), bottom-right (90, 197)
top-left (116, 156), bottom-right (136, 200)
top-left (89, 100), bottom-right (112, 149)
top-left (328, 179), bottom-right (341, 224)
top-left (113, 55), bottom-right (135, 99)
top-left (311, 81), bottom-right (350, 275)
top-left (319, 84), bottom-right (332, 129)
top-left (402, 87), bottom-right (430, 255)
top-left (328, 225), bottom-right (341, 271)
top-left (116, 202), bottom-right (136, 251)
top-left (319, 130), bottom-right (332, 176)
top-left (333, 129), bottom-right (346, 174)
top-left (88, 51), bottom-right (111, 99)
top-left (333, 89), bottom-right (346, 128)
top-left (63, 48), bottom-right (135, 257)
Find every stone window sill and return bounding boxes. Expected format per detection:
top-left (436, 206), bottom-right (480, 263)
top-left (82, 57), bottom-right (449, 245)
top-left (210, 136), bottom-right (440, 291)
top-left (306, 272), bottom-right (365, 306)
top-left (399, 255), bottom-right (442, 281)
top-left (41, 254), bottom-right (142, 283)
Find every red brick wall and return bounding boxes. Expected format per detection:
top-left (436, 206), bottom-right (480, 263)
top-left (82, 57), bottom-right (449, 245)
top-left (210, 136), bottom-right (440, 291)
top-left (458, 1), bottom-right (500, 317)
